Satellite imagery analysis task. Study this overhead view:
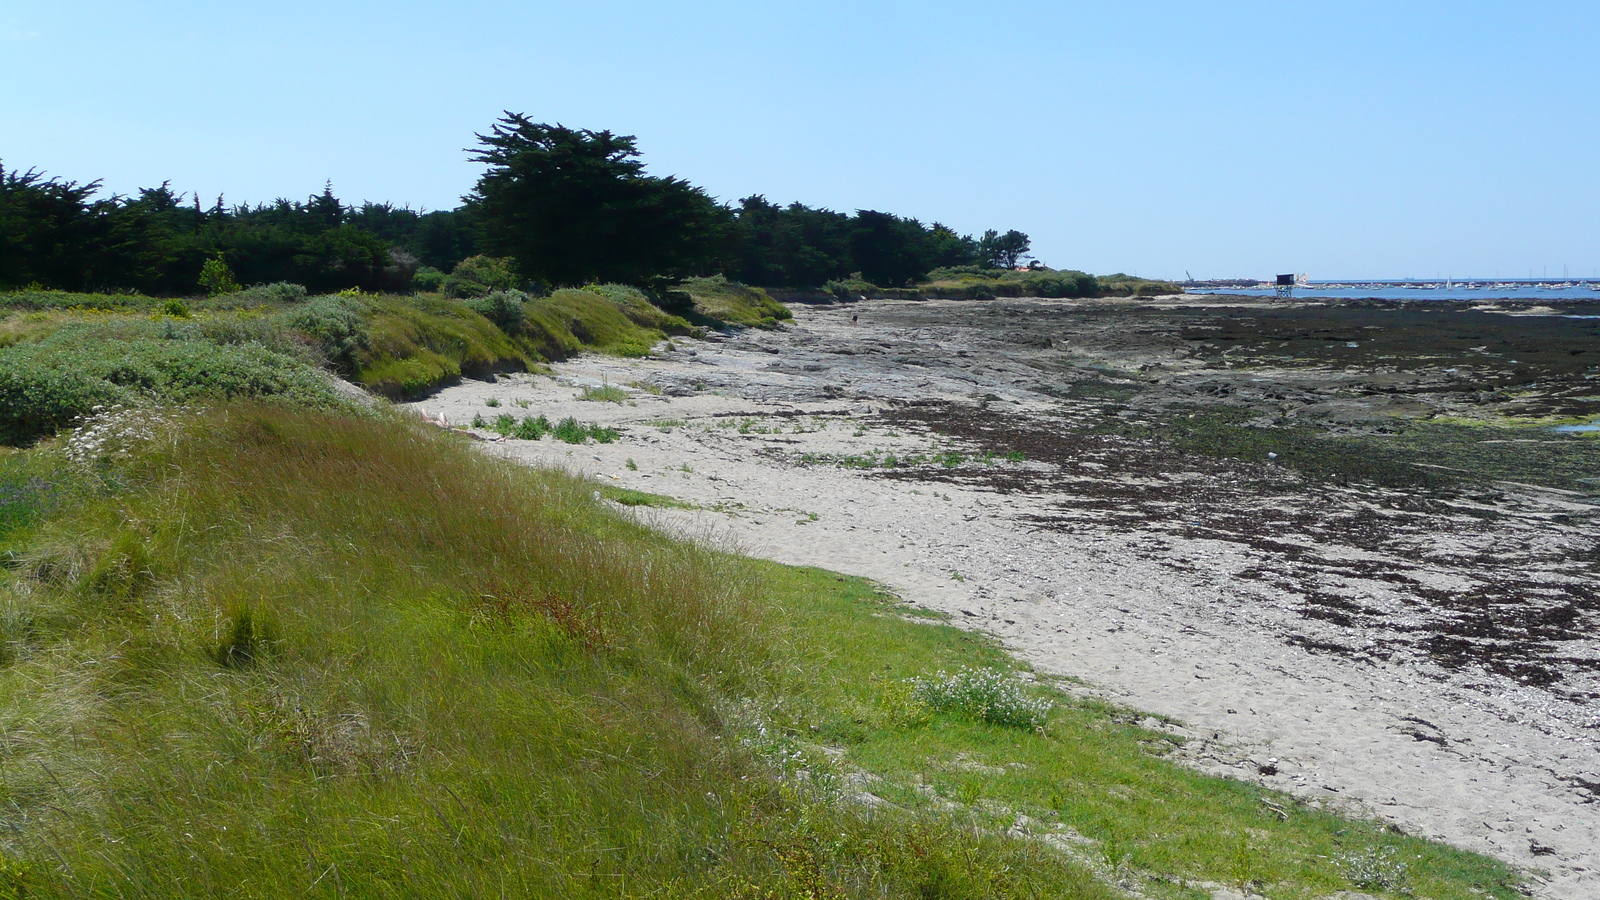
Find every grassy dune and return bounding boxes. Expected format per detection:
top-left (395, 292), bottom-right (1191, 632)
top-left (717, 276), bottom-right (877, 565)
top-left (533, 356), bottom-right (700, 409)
top-left (0, 405), bottom-right (1524, 899)
top-left (0, 285), bottom-right (697, 438)
top-left (677, 276), bottom-right (793, 329)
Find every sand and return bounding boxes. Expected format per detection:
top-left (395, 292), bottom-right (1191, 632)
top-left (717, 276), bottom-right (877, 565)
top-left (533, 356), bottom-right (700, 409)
top-left (411, 298), bottom-right (1600, 898)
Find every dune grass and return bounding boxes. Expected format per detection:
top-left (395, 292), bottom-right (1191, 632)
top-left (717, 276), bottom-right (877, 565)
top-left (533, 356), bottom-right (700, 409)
top-left (355, 295), bottom-right (530, 398)
top-left (677, 276), bottom-right (793, 329)
top-left (0, 286), bottom-right (694, 434)
top-left (0, 404), bottom-right (1525, 898)
top-left (0, 406), bottom-right (1115, 897)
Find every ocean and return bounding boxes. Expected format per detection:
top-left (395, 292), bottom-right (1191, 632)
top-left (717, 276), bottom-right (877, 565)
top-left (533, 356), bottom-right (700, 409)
top-left (1186, 281), bottom-right (1600, 302)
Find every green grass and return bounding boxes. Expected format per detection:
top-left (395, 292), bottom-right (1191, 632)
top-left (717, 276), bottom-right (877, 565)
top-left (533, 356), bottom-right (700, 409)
top-left (599, 486), bottom-right (697, 509)
top-left (580, 283), bottom-right (696, 336)
top-left (355, 295), bottom-right (530, 398)
top-left (763, 568), bottom-right (1524, 900)
top-left (677, 276), bottom-right (793, 329)
top-left (579, 383), bottom-right (630, 403)
top-left (0, 406), bottom-right (1525, 898)
top-left (523, 289), bottom-right (667, 359)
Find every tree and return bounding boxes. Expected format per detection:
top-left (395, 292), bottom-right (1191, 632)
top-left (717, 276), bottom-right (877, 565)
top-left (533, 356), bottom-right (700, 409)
top-left (978, 229), bottom-right (1031, 269)
top-left (468, 114), bottom-right (728, 286)
top-left (0, 164), bottom-right (106, 290)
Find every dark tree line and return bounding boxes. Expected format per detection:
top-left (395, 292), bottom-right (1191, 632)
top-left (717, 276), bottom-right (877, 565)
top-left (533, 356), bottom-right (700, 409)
top-left (0, 163), bottom-right (478, 294)
top-left (2, 116), bottom-right (1034, 294)
top-left (470, 115), bottom-right (1033, 288)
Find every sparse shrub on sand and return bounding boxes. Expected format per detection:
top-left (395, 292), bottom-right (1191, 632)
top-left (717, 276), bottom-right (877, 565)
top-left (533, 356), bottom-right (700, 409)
top-left (578, 382), bottom-right (628, 403)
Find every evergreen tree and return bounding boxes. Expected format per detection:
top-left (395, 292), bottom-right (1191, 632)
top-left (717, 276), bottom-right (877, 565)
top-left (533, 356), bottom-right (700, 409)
top-left (469, 114), bottom-right (727, 286)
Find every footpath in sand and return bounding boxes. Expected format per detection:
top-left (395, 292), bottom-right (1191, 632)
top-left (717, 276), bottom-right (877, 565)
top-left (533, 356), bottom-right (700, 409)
top-left (413, 298), bottom-right (1600, 899)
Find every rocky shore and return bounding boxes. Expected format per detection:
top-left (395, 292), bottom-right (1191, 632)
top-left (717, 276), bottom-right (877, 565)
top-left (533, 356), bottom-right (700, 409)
top-left (414, 296), bottom-right (1600, 898)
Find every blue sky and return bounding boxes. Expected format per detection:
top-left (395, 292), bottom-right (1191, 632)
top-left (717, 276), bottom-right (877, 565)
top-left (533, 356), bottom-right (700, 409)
top-left (3, 1), bottom-right (1596, 280)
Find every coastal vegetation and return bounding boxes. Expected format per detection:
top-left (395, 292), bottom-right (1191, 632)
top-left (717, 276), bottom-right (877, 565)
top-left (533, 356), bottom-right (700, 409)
top-left (3, 117), bottom-right (1160, 300)
top-left (0, 119), bottom-right (1549, 899)
top-left (0, 402), bottom-right (1523, 898)
top-left (0, 281), bottom-right (693, 441)
top-left (824, 267), bottom-right (1182, 301)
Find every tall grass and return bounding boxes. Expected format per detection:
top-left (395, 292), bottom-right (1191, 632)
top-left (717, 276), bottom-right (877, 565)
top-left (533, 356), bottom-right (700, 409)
top-left (677, 276), bottom-right (792, 329)
top-left (0, 406), bottom-right (1123, 897)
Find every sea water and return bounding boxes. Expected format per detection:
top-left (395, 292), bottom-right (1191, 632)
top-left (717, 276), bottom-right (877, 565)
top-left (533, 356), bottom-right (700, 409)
top-left (1187, 281), bottom-right (1600, 302)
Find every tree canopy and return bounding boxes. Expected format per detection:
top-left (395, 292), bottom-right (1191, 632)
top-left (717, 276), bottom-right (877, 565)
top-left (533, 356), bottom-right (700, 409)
top-left (2, 118), bottom-right (1040, 295)
top-left (978, 229), bottom-right (1032, 269)
top-left (468, 114), bottom-right (728, 287)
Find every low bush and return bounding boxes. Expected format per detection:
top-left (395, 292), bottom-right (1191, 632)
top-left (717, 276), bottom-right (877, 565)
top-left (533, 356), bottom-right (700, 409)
top-left (0, 328), bottom-right (343, 445)
top-left (0, 289), bottom-right (148, 312)
top-left (442, 254), bottom-right (519, 298)
top-left (278, 294), bottom-right (370, 371)
top-left (226, 281), bottom-right (308, 306)
top-left (823, 277), bottom-right (879, 298)
top-left (0, 358), bottom-right (123, 446)
top-left (1097, 272), bottom-right (1182, 296)
top-left (918, 267), bottom-right (1103, 300)
top-left (463, 289), bottom-right (528, 331)
top-left (411, 266), bottom-right (447, 293)
top-left (553, 416), bottom-right (619, 444)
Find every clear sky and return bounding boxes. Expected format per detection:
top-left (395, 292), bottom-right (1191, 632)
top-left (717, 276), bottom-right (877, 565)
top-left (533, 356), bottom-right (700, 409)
top-left (2, 1), bottom-right (1596, 281)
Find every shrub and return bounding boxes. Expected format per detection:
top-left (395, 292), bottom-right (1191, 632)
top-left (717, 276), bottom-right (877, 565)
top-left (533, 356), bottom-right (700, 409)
top-left (0, 357), bottom-right (125, 445)
top-left (0, 330), bottom-right (342, 446)
top-left (907, 667), bottom-right (1052, 730)
top-left (412, 266), bottom-right (447, 293)
top-left (512, 415), bottom-right (552, 440)
top-left (823, 277), bottom-right (878, 299)
top-left (464, 290), bottom-right (528, 331)
top-left (355, 296), bottom-right (529, 397)
top-left (198, 254), bottom-right (242, 297)
top-left (280, 295), bottom-right (370, 371)
top-left (658, 289), bottom-right (695, 311)
top-left (1027, 274), bottom-right (1083, 298)
top-left (522, 290), bottom-right (663, 359)
top-left (229, 282), bottom-right (308, 306)
top-left (0, 290), bottom-right (143, 312)
top-left (551, 417), bottom-right (618, 444)
top-left (443, 255), bottom-right (519, 298)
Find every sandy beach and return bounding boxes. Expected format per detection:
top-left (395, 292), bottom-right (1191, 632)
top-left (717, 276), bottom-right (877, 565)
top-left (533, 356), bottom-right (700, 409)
top-left (412, 297), bottom-right (1600, 898)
